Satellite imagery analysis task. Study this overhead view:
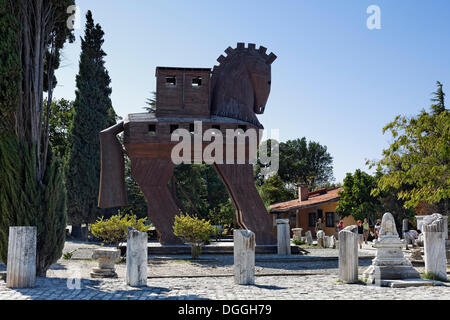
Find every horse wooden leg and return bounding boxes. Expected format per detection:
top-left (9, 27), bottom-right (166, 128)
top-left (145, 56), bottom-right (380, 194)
top-left (130, 158), bottom-right (182, 244)
top-left (214, 164), bottom-right (276, 245)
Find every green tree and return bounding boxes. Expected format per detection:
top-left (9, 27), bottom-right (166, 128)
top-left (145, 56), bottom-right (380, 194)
top-left (370, 82), bottom-right (449, 215)
top-left (258, 174), bottom-right (295, 207)
top-left (44, 98), bottom-right (74, 159)
top-left (90, 213), bottom-right (150, 249)
top-left (120, 154), bottom-right (148, 219)
top-left (144, 91), bottom-right (157, 113)
top-left (336, 169), bottom-right (382, 223)
top-left (277, 138), bottom-right (334, 190)
top-left (0, 0), bottom-right (73, 277)
top-left (66, 11), bottom-right (118, 236)
top-left (0, 0), bottom-right (21, 135)
top-left (173, 214), bottom-right (215, 259)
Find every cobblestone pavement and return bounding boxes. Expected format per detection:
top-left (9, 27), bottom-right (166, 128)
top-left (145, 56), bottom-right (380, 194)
top-left (0, 273), bottom-right (449, 300)
top-left (0, 241), bottom-right (449, 300)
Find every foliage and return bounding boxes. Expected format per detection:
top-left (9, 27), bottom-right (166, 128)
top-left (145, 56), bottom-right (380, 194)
top-left (293, 238), bottom-right (306, 245)
top-left (421, 272), bottom-right (447, 282)
top-left (144, 91), bottom-right (157, 113)
top-left (336, 169), bottom-right (382, 223)
top-left (173, 215), bottom-right (215, 259)
top-left (63, 251), bottom-right (74, 260)
top-left (90, 213), bottom-right (151, 248)
top-left (275, 138), bottom-right (334, 190)
top-left (370, 82), bottom-right (449, 214)
top-left (66, 11), bottom-right (118, 228)
top-left (0, 0), bottom-right (21, 136)
top-left (0, 136), bottom-right (67, 276)
top-left (207, 199), bottom-right (235, 229)
top-left (44, 98), bottom-right (74, 159)
top-left (257, 174), bottom-right (295, 207)
top-left (0, 0), bottom-right (74, 277)
top-left (120, 152), bottom-right (148, 219)
top-left (173, 215), bottom-right (215, 246)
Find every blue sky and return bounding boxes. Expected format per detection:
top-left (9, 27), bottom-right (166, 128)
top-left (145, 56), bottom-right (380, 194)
top-left (54, 0), bottom-right (450, 183)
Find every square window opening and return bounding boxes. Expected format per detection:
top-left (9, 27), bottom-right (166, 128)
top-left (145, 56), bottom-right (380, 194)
top-left (192, 76), bottom-right (202, 87)
top-left (148, 124), bottom-right (156, 135)
top-left (166, 76), bottom-right (176, 86)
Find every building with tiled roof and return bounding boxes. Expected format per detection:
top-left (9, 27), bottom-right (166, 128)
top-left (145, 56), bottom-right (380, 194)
top-left (269, 186), bottom-right (356, 237)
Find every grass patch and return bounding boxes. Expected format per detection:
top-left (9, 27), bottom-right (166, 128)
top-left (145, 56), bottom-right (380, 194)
top-left (421, 272), bottom-right (447, 282)
top-left (357, 278), bottom-right (368, 285)
top-left (63, 252), bottom-right (74, 260)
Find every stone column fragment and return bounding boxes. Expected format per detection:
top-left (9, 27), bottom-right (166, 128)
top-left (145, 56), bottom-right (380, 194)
top-left (423, 217), bottom-right (447, 281)
top-left (305, 231), bottom-right (313, 245)
top-left (7, 227), bottom-right (36, 288)
top-left (338, 229), bottom-right (358, 284)
top-left (126, 227), bottom-right (148, 287)
top-left (234, 229), bottom-right (255, 285)
top-left (292, 228), bottom-right (303, 240)
top-left (276, 219), bottom-right (290, 255)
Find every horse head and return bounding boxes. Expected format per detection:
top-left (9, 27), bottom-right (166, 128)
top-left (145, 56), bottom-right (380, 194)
top-left (210, 43), bottom-right (277, 127)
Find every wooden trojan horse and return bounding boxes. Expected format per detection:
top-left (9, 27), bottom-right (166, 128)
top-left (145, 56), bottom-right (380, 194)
top-left (98, 43), bottom-right (277, 245)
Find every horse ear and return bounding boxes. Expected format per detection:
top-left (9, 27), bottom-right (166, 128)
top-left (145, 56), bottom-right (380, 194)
top-left (266, 52), bottom-right (277, 65)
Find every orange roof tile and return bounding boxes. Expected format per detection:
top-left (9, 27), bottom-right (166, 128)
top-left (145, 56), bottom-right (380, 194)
top-left (269, 188), bottom-right (343, 213)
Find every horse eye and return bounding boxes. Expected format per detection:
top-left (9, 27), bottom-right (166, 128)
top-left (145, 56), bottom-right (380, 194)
top-left (268, 81), bottom-right (271, 85)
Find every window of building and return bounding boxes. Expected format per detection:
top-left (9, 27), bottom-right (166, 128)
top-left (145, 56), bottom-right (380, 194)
top-left (148, 124), bottom-right (156, 135)
top-left (170, 124), bottom-right (179, 134)
top-left (288, 213), bottom-right (296, 227)
top-left (317, 209), bottom-right (323, 221)
top-left (326, 212), bottom-right (335, 228)
top-left (166, 76), bottom-right (176, 86)
top-left (192, 76), bottom-right (202, 87)
top-left (308, 212), bottom-right (316, 227)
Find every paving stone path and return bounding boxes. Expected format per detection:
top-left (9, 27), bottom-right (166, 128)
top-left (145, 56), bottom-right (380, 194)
top-left (0, 241), bottom-right (448, 300)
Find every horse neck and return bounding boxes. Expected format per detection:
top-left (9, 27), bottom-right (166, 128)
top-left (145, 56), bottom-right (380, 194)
top-left (212, 61), bottom-right (255, 119)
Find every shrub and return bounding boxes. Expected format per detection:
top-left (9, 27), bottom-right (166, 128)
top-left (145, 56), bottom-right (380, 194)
top-left (173, 215), bottom-right (215, 259)
top-left (293, 238), bottom-right (306, 246)
top-left (90, 213), bottom-right (150, 248)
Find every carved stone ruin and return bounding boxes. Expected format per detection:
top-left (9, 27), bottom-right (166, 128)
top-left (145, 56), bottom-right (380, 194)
top-left (338, 229), bottom-right (358, 284)
top-left (305, 231), bottom-right (313, 245)
top-left (316, 230), bottom-right (325, 247)
top-left (409, 248), bottom-right (423, 261)
top-left (416, 214), bottom-right (448, 240)
top-left (323, 235), bottom-right (337, 249)
top-left (98, 43), bottom-right (277, 245)
top-left (277, 219), bottom-right (291, 255)
top-left (292, 228), bottom-right (303, 240)
top-left (91, 248), bottom-right (120, 278)
top-left (126, 227), bottom-right (148, 287)
top-left (7, 227), bottom-right (36, 288)
top-left (362, 212), bottom-right (420, 284)
top-left (234, 229), bottom-right (255, 285)
top-left (423, 214), bottom-right (447, 281)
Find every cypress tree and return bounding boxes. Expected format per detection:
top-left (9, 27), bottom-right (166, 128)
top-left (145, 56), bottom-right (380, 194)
top-left (66, 11), bottom-right (117, 236)
top-left (1, 0), bottom-right (73, 276)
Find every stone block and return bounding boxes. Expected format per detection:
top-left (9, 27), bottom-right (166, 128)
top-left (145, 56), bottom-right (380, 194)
top-left (305, 231), bottom-right (313, 245)
top-left (423, 215), bottom-right (447, 281)
top-left (91, 248), bottom-right (120, 278)
top-left (292, 228), bottom-right (303, 240)
top-left (126, 227), bottom-right (148, 287)
top-left (276, 219), bottom-right (290, 255)
top-left (234, 229), bottom-right (255, 285)
top-left (7, 227), bottom-right (36, 288)
top-left (338, 230), bottom-right (358, 283)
